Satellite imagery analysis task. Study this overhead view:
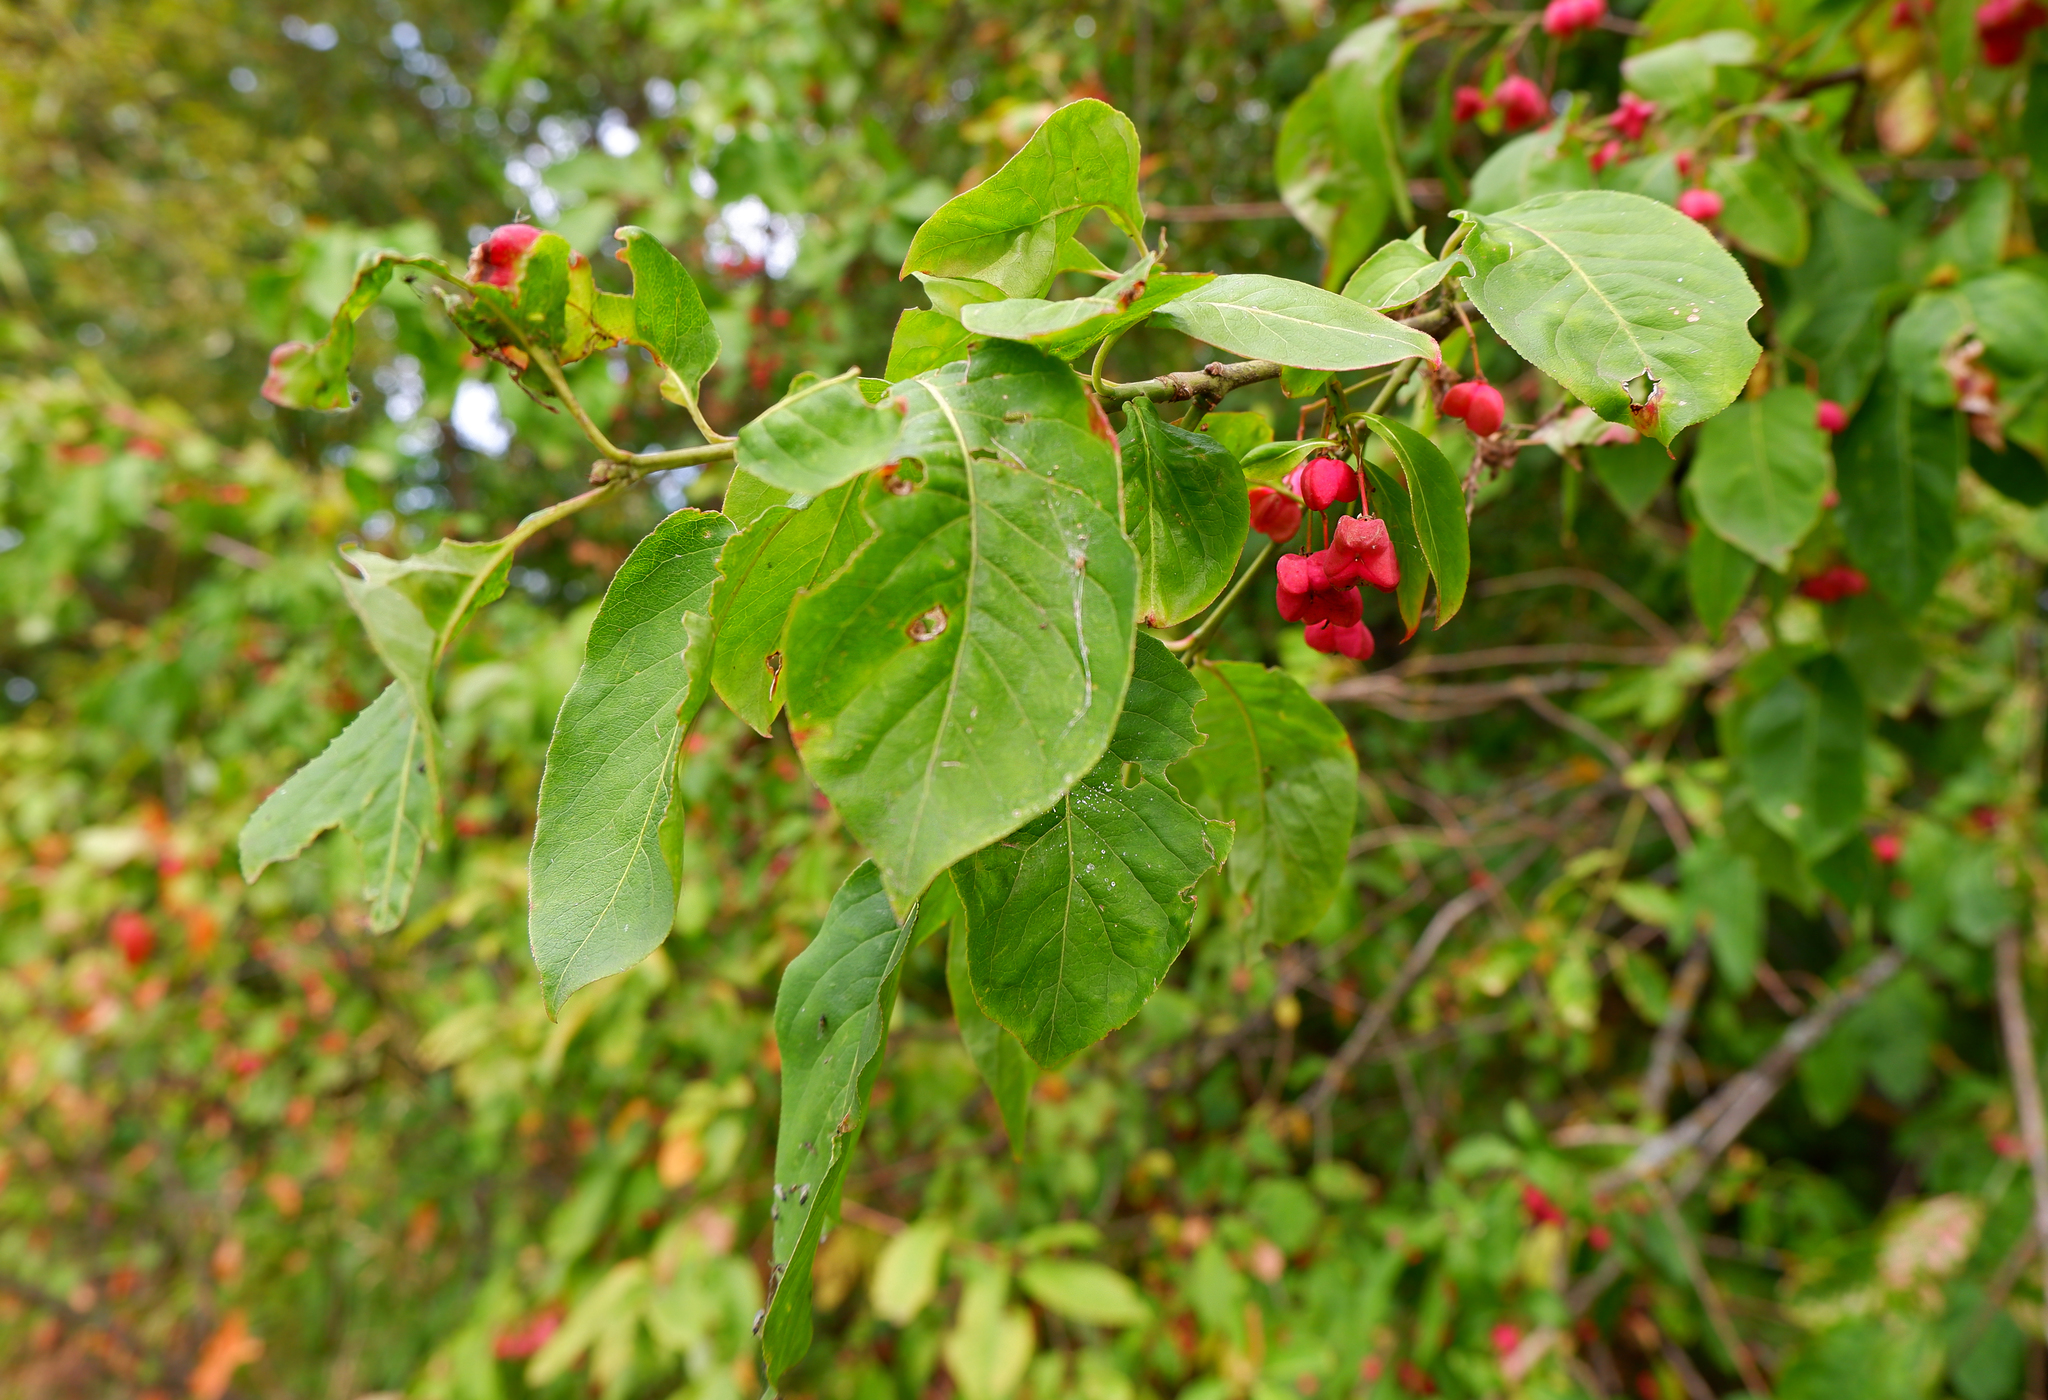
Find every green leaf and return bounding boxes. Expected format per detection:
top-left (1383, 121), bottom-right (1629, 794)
top-left (1341, 229), bottom-right (1456, 311)
top-left (1239, 437), bottom-right (1341, 485)
top-left (708, 480), bottom-right (871, 735)
top-left (1971, 436), bottom-right (2048, 507)
top-left (1779, 198), bottom-right (1901, 411)
top-left (901, 98), bottom-right (1143, 300)
top-left (1465, 125), bottom-right (1594, 217)
top-left (1589, 436), bottom-right (1674, 518)
top-left (1016, 1260), bottom-right (1152, 1328)
top-left (1275, 19), bottom-right (1412, 286)
top-left (886, 308), bottom-right (976, 381)
top-left (1201, 411), bottom-right (1275, 463)
top-left (723, 466), bottom-right (792, 528)
top-left (762, 861), bottom-right (914, 1381)
top-left (962, 258), bottom-right (1214, 360)
top-left (870, 1219), bottom-right (952, 1326)
top-left (1359, 413), bottom-right (1469, 626)
top-left (611, 225), bottom-right (720, 410)
top-left (1359, 457), bottom-right (1429, 639)
top-left (1826, 591), bottom-right (1925, 716)
top-left (528, 509), bottom-right (733, 1014)
top-left (1783, 124), bottom-right (1887, 218)
top-left (956, 635), bottom-right (1222, 1067)
top-left (450, 232), bottom-right (616, 371)
top-left (261, 250), bottom-right (452, 410)
top-left (1153, 274), bottom-right (1441, 372)
top-left (1676, 839), bottom-right (1763, 994)
top-left (1709, 152), bottom-right (1810, 266)
top-left (1740, 656), bottom-right (1866, 860)
top-left (946, 916), bottom-right (1034, 1151)
top-left (1688, 387), bottom-right (1829, 570)
top-left (1118, 399), bottom-right (1250, 628)
top-left (941, 1269), bottom-right (1036, 1400)
top-left (1621, 30), bottom-right (1758, 106)
top-left (1171, 661), bottom-right (1358, 946)
top-left (1683, 484), bottom-right (1757, 635)
top-left (735, 371), bottom-right (909, 496)
top-left (782, 341), bottom-right (1138, 908)
top-left (1834, 372), bottom-right (1961, 614)
top-left (238, 684), bottom-right (434, 932)
top-left (1455, 189), bottom-right (1763, 446)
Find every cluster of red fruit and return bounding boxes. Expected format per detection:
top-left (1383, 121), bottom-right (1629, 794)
top-left (1440, 378), bottom-right (1506, 436)
top-left (1795, 565), bottom-right (1869, 603)
top-left (1976, 0), bottom-right (2047, 63)
top-left (1542, 0), bottom-right (1608, 37)
top-left (1247, 457), bottom-right (1401, 662)
top-left (1453, 75), bottom-right (1549, 131)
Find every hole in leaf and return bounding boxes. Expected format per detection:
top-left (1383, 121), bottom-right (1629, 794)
top-left (907, 605), bottom-right (948, 643)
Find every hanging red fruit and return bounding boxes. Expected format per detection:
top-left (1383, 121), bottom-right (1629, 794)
top-left (1304, 619), bottom-right (1375, 659)
top-left (1492, 76), bottom-right (1548, 131)
top-left (1462, 383), bottom-right (1506, 437)
top-left (1247, 486), bottom-right (1304, 542)
top-left (1315, 514), bottom-right (1400, 593)
top-left (1289, 456), bottom-right (1361, 512)
top-left (1676, 188), bottom-right (1723, 223)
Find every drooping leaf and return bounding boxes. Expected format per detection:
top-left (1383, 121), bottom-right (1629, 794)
top-left (1834, 372), bottom-right (1961, 614)
top-left (1455, 189), bottom-right (1762, 446)
top-left (1359, 413), bottom-right (1469, 626)
top-left (1118, 399), bottom-right (1250, 627)
top-left (1016, 1260), bottom-right (1152, 1328)
top-left (1740, 656), bottom-right (1866, 861)
top-left (528, 509), bottom-right (733, 1014)
top-left (962, 256), bottom-right (1213, 360)
top-left (782, 341), bottom-right (1138, 909)
top-left (956, 635), bottom-right (1222, 1067)
top-left (1152, 274), bottom-right (1441, 372)
top-left (611, 225), bottom-right (720, 410)
top-left (886, 308), bottom-right (977, 381)
top-left (1676, 840), bottom-right (1763, 994)
top-left (1275, 18), bottom-right (1412, 287)
top-left (1780, 198), bottom-right (1902, 411)
top-left (261, 250), bottom-right (453, 410)
top-left (901, 99), bottom-right (1143, 300)
top-left (1465, 125), bottom-right (1594, 217)
top-left (1688, 386), bottom-right (1829, 571)
top-left (762, 862), bottom-right (914, 1380)
top-left (1171, 661), bottom-right (1357, 946)
top-left (1683, 483), bottom-right (1757, 635)
top-left (1620, 29), bottom-right (1758, 106)
top-left (1341, 229), bottom-right (1456, 311)
top-left (708, 480), bottom-right (871, 735)
top-left (1588, 436), bottom-right (1674, 517)
top-left (1239, 438), bottom-right (1342, 485)
top-left (735, 372), bottom-right (909, 496)
top-left (946, 915), bottom-right (1034, 1151)
top-left (238, 684), bottom-right (434, 932)
top-left (1708, 151), bottom-right (1811, 266)
top-left (1359, 457), bottom-right (1429, 639)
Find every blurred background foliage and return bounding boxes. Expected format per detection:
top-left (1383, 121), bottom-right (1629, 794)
top-left (9, 2), bottom-right (2048, 1400)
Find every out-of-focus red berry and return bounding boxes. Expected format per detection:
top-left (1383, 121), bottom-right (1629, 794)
top-left (110, 910), bottom-right (154, 967)
top-left (1523, 1183), bottom-right (1565, 1226)
top-left (1493, 76), bottom-right (1548, 131)
top-left (1979, 0), bottom-right (2048, 64)
top-left (1816, 399), bottom-right (1849, 433)
top-left (1453, 85), bottom-right (1489, 123)
top-left (1590, 139), bottom-right (1624, 173)
top-left (1796, 565), bottom-right (1869, 603)
top-left (1612, 93), bottom-right (1658, 141)
top-left (1248, 486), bottom-right (1304, 542)
top-left (1304, 619), bottom-right (1375, 659)
top-left (1491, 1322), bottom-right (1523, 1356)
top-left (1871, 832), bottom-right (1903, 864)
top-left (1677, 188), bottom-right (1723, 222)
top-left (1588, 1224), bottom-right (1613, 1250)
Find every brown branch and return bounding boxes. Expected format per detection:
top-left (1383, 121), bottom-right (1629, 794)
top-left (1641, 941), bottom-right (1712, 1124)
top-left (1996, 927), bottom-right (2048, 1346)
top-left (1473, 567), bottom-right (1680, 645)
top-left (1516, 683), bottom-right (1693, 853)
top-left (1597, 949), bottom-right (1905, 1196)
top-left (1651, 1182), bottom-right (1771, 1395)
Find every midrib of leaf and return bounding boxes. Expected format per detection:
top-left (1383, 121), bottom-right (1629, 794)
top-left (902, 379), bottom-right (981, 886)
top-left (564, 727), bottom-right (676, 982)
top-left (374, 713), bottom-right (423, 913)
top-left (1491, 217), bottom-right (1654, 381)
top-left (1204, 301), bottom-right (1408, 346)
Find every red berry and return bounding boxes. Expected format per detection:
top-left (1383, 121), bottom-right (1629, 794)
top-left (1295, 456), bottom-right (1360, 513)
top-left (1315, 514), bottom-right (1400, 593)
top-left (1543, 0), bottom-right (1581, 35)
top-left (1979, 0), bottom-right (2047, 64)
top-left (1588, 1224), bottom-right (1613, 1251)
top-left (1276, 551), bottom-right (1333, 596)
top-left (1677, 188), bottom-right (1723, 223)
top-left (1673, 149), bottom-right (1698, 178)
top-left (1871, 832), bottom-right (1903, 864)
top-left (1491, 1323), bottom-right (1523, 1356)
top-left (1452, 85), bottom-right (1489, 123)
top-left (1816, 399), bottom-right (1848, 434)
top-left (1795, 565), bottom-right (1868, 603)
top-left (1589, 139), bottom-right (1624, 173)
top-left (1612, 93), bottom-right (1657, 142)
top-left (1275, 576), bottom-right (1363, 627)
top-left (1463, 383), bottom-right (1506, 437)
top-left (1440, 381), bottom-right (1476, 419)
top-left (1247, 486), bottom-right (1303, 542)
top-left (1303, 619), bottom-right (1374, 659)
top-left (110, 910), bottom-right (154, 967)
top-left (1522, 1183), bottom-right (1565, 1226)
top-left (467, 223), bottom-right (544, 288)
top-left (1492, 76), bottom-right (1548, 132)
top-left (1891, 0), bottom-right (1918, 23)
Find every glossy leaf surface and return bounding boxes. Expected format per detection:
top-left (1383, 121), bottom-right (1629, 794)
top-left (1153, 274), bottom-right (1441, 372)
top-left (1118, 399), bottom-right (1249, 627)
top-left (736, 374), bottom-right (908, 496)
top-left (1688, 386), bottom-right (1828, 571)
top-left (1360, 413), bottom-right (1469, 626)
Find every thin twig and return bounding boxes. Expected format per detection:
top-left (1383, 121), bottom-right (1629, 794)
top-left (1516, 683), bottom-right (1693, 853)
top-left (1650, 1181), bottom-right (1771, 1395)
top-left (1997, 927), bottom-right (2048, 1346)
top-left (1473, 567), bottom-right (1680, 645)
top-left (1641, 941), bottom-right (1712, 1125)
